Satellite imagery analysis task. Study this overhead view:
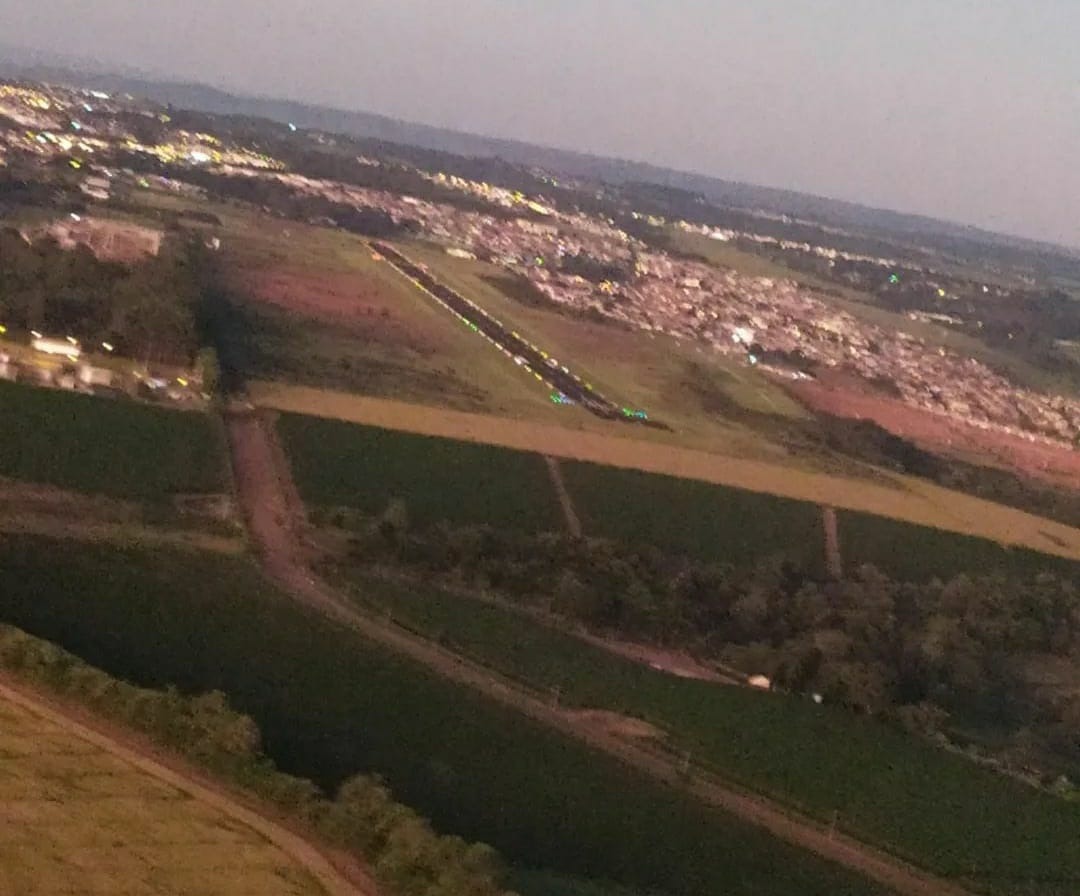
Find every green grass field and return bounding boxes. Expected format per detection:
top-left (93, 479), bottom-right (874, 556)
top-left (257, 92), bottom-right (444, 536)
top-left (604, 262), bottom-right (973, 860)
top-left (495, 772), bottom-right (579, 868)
top-left (0, 690), bottom-right (328, 896)
top-left (395, 240), bottom-right (808, 457)
top-left (561, 459), bottom-right (826, 570)
top-left (278, 414), bottom-right (566, 533)
top-left (0, 381), bottom-right (227, 500)
top-left (334, 569), bottom-right (1080, 896)
top-left (0, 535), bottom-right (885, 896)
top-left (214, 217), bottom-right (570, 419)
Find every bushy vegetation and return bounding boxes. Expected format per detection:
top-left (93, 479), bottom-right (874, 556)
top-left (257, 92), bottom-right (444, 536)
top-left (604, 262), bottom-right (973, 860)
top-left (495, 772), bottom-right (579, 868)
top-left (561, 460), bottom-right (825, 569)
top-left (0, 380), bottom-right (227, 499)
top-left (0, 623), bottom-right (509, 896)
top-left (332, 564), bottom-right (1080, 895)
top-left (0, 535), bottom-right (883, 896)
top-left (0, 227), bottom-right (209, 365)
top-left (345, 510), bottom-right (1080, 785)
top-left (278, 415), bottom-right (565, 534)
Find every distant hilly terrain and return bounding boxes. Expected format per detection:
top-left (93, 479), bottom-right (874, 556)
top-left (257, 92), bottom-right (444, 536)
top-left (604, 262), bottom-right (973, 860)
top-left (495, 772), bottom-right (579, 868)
top-left (2, 44), bottom-right (1077, 264)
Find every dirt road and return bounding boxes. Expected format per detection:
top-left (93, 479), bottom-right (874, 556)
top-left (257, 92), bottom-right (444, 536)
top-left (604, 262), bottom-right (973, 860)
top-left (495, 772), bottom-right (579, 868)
top-left (0, 676), bottom-right (375, 896)
top-left (224, 409), bottom-right (973, 896)
top-left (544, 455), bottom-right (583, 535)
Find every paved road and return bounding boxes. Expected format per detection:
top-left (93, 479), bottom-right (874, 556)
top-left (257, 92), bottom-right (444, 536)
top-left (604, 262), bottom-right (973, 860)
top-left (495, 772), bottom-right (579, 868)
top-left (225, 409), bottom-right (973, 896)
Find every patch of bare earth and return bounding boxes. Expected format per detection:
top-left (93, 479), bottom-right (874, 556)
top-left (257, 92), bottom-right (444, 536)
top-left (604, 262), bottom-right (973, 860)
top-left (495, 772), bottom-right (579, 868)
top-left (228, 268), bottom-right (446, 356)
top-left (566, 709), bottom-right (665, 741)
top-left (578, 633), bottom-right (735, 684)
top-left (789, 377), bottom-right (1080, 489)
top-left (0, 478), bottom-right (242, 553)
top-left (0, 478), bottom-right (140, 522)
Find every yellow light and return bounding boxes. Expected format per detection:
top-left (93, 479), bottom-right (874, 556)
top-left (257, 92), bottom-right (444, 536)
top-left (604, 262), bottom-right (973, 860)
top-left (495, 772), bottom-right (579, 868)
top-left (177, 377), bottom-right (189, 387)
top-left (0, 325), bottom-right (6, 334)
top-left (101, 342), bottom-right (114, 352)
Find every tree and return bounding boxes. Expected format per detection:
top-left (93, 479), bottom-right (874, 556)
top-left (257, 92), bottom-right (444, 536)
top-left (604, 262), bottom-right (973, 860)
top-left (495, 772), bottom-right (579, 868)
top-left (197, 346), bottom-right (221, 396)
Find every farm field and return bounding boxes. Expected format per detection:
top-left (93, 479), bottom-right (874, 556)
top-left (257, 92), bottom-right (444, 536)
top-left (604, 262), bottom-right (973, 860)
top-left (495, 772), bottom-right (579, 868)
top-left (0, 381), bottom-right (227, 501)
top-left (214, 214), bottom-right (578, 420)
top-left (562, 458), bottom-right (1080, 580)
top-left (0, 685), bottom-right (336, 896)
top-left (0, 534), bottom-right (886, 896)
top-left (268, 401), bottom-right (1080, 571)
top-left (836, 510), bottom-right (1080, 582)
top-left (560, 458), bottom-right (825, 568)
top-left (277, 413), bottom-right (565, 533)
top-left (332, 569), bottom-right (1080, 896)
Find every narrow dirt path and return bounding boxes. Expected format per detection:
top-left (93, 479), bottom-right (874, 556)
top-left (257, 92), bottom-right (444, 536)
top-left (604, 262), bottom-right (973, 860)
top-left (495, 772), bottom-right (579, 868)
top-left (225, 409), bottom-right (973, 896)
top-left (544, 454), bottom-right (583, 536)
top-left (0, 515), bottom-right (244, 554)
top-left (822, 505), bottom-right (843, 577)
top-left (0, 676), bottom-right (376, 896)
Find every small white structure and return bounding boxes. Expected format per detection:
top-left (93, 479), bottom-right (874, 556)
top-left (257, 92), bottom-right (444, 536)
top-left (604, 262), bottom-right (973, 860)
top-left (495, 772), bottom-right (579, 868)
top-left (445, 247), bottom-right (476, 260)
top-left (80, 176), bottom-right (111, 201)
top-left (747, 674), bottom-right (772, 691)
top-left (33, 337), bottom-right (80, 359)
top-left (78, 364), bottom-right (112, 387)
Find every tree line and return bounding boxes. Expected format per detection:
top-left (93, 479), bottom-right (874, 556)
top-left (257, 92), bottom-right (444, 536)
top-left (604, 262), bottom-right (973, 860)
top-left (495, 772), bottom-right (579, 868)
top-left (0, 623), bottom-right (511, 896)
top-left (342, 502), bottom-right (1080, 784)
top-left (0, 227), bottom-right (208, 366)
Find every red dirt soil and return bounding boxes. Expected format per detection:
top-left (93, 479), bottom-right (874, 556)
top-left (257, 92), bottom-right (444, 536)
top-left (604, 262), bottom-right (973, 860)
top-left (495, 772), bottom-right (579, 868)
top-left (789, 377), bottom-right (1080, 489)
top-left (229, 268), bottom-right (445, 356)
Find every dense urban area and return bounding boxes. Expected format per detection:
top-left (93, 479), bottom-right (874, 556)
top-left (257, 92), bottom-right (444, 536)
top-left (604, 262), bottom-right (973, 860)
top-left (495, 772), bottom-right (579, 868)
top-left (6, 79), bottom-right (1080, 450)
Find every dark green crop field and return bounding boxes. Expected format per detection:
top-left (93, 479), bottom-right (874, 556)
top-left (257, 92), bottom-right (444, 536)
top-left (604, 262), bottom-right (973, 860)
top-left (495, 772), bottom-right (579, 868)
top-left (837, 510), bottom-right (1080, 582)
top-left (277, 414), bottom-right (564, 533)
top-left (0, 535), bottom-right (883, 896)
top-left (0, 381), bottom-right (227, 499)
top-left (336, 568), bottom-right (1080, 896)
top-left (561, 460), bottom-right (825, 570)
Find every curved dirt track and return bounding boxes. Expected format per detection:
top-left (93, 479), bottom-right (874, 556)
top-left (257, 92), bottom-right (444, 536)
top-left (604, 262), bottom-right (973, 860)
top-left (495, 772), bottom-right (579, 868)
top-left (0, 676), bottom-right (376, 896)
top-left (226, 409), bottom-right (974, 896)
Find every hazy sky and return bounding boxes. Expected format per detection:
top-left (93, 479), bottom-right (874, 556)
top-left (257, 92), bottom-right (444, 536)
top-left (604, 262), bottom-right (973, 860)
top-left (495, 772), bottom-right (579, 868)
top-left (5, 1), bottom-right (1080, 246)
